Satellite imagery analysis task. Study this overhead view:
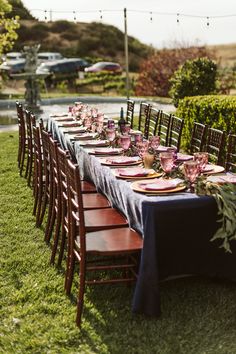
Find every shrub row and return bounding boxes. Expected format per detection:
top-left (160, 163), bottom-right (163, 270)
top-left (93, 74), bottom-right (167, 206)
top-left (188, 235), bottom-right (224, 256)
top-left (176, 95), bottom-right (236, 151)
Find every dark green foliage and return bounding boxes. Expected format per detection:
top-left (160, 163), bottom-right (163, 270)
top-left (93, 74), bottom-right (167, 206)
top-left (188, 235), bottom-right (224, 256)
top-left (170, 57), bottom-right (217, 107)
top-left (8, 0), bottom-right (35, 20)
top-left (176, 95), bottom-right (236, 151)
top-left (15, 23), bottom-right (49, 44)
top-left (50, 20), bottom-right (76, 33)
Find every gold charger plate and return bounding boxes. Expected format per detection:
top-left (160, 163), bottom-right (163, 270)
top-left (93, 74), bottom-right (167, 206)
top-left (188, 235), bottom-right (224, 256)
top-left (99, 157), bottom-right (142, 167)
top-left (202, 164), bottom-right (225, 175)
top-left (130, 179), bottom-right (186, 194)
top-left (113, 169), bottom-right (162, 180)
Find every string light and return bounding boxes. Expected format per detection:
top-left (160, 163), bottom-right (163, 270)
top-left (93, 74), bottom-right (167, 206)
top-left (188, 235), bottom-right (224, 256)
top-left (177, 13), bottom-right (180, 24)
top-left (12, 7), bottom-right (236, 24)
top-left (150, 11), bottom-right (153, 22)
top-left (73, 10), bottom-right (76, 23)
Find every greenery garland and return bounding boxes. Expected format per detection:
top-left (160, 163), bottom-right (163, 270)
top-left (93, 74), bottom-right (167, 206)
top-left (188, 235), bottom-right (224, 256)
top-left (195, 179), bottom-right (236, 253)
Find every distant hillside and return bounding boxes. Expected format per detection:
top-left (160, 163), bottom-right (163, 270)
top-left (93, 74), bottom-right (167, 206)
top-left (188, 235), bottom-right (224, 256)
top-left (12, 19), bottom-right (152, 72)
top-left (208, 43), bottom-right (236, 68)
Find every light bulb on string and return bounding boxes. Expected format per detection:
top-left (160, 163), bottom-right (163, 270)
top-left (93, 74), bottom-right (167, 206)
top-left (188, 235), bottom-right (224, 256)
top-left (206, 16), bottom-right (210, 27)
top-left (177, 13), bottom-right (180, 24)
top-left (73, 10), bottom-right (76, 23)
top-left (150, 11), bottom-right (153, 23)
top-left (99, 10), bottom-right (103, 20)
top-left (44, 10), bottom-right (48, 22)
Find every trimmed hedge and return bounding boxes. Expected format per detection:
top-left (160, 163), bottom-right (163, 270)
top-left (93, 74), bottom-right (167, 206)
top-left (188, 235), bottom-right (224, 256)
top-left (176, 95), bottom-right (236, 151)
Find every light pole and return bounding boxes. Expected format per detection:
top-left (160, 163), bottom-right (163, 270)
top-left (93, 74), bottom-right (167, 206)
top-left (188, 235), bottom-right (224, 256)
top-left (124, 8), bottom-right (130, 99)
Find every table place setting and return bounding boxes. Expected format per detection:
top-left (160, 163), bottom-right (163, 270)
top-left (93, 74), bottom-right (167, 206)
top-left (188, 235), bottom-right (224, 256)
top-left (87, 147), bottom-right (124, 155)
top-left (112, 167), bottom-right (162, 179)
top-left (57, 121), bottom-right (82, 128)
top-left (207, 172), bottom-right (236, 184)
top-left (63, 127), bottom-right (88, 134)
top-left (201, 164), bottom-right (225, 174)
top-left (72, 132), bottom-right (98, 140)
top-left (131, 177), bottom-right (185, 194)
top-left (78, 139), bottom-right (109, 147)
top-left (176, 153), bottom-right (193, 162)
top-left (99, 155), bottom-right (142, 166)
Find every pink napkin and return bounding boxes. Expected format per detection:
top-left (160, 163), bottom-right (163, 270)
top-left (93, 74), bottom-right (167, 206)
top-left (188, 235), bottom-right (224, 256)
top-left (202, 164), bottom-right (214, 173)
top-left (108, 156), bottom-right (140, 165)
top-left (156, 146), bottom-right (169, 152)
top-left (50, 113), bottom-right (69, 118)
top-left (207, 174), bottom-right (236, 184)
top-left (66, 127), bottom-right (87, 134)
top-left (81, 140), bottom-right (108, 146)
top-left (177, 153), bottom-right (193, 161)
top-left (74, 133), bottom-right (97, 140)
top-left (117, 167), bottom-right (151, 177)
top-left (60, 122), bottom-right (81, 127)
top-left (139, 179), bottom-right (177, 191)
top-left (93, 148), bottom-right (123, 155)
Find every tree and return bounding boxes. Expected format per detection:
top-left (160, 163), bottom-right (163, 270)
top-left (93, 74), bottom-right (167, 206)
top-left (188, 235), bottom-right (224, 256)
top-left (0, 0), bottom-right (19, 56)
top-left (135, 46), bottom-right (214, 97)
top-left (169, 57), bottom-right (217, 107)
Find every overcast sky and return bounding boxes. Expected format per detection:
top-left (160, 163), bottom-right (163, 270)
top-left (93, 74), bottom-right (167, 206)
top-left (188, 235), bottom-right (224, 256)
top-left (22, 0), bottom-right (236, 48)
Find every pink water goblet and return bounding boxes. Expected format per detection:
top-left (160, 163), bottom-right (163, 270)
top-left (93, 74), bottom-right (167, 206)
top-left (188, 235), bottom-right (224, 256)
top-left (119, 134), bottom-right (131, 151)
top-left (183, 160), bottom-right (200, 192)
top-left (136, 140), bottom-right (149, 159)
top-left (193, 152), bottom-right (208, 172)
top-left (159, 152), bottom-right (175, 174)
top-left (149, 136), bottom-right (160, 150)
top-left (106, 128), bottom-right (116, 146)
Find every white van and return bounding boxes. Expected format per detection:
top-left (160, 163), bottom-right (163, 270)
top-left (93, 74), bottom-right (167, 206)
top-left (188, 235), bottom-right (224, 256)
top-left (37, 52), bottom-right (63, 63)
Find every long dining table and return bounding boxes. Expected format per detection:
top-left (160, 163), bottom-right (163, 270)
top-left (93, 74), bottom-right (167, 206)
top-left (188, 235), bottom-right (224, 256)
top-left (48, 117), bottom-right (236, 317)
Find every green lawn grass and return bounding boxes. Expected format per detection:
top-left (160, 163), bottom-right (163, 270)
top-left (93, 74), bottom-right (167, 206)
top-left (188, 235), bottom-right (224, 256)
top-left (1, 131), bottom-right (236, 354)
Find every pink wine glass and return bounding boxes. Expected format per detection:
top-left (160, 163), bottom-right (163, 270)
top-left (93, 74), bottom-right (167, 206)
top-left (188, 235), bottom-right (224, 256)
top-left (136, 140), bottom-right (149, 159)
top-left (183, 160), bottom-right (200, 192)
top-left (193, 152), bottom-right (208, 172)
top-left (119, 134), bottom-right (131, 151)
top-left (159, 152), bottom-right (175, 174)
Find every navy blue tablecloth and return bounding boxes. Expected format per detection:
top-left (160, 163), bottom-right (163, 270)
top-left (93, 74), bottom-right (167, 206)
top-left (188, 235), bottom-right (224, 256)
top-left (48, 117), bottom-right (236, 317)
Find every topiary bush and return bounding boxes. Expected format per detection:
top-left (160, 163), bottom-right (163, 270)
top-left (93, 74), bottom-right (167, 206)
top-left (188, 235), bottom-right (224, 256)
top-left (169, 57), bottom-right (217, 107)
top-left (176, 95), bottom-right (236, 151)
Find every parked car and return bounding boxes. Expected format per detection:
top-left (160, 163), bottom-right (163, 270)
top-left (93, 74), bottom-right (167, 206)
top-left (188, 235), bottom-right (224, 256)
top-left (36, 58), bottom-right (80, 87)
top-left (66, 58), bottom-right (89, 71)
top-left (3, 52), bottom-right (25, 61)
top-left (0, 59), bottom-right (26, 77)
top-left (37, 52), bottom-right (63, 63)
top-left (84, 61), bottom-right (122, 74)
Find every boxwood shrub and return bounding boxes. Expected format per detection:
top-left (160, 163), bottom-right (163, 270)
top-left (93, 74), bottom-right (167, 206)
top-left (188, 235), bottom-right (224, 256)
top-left (176, 95), bottom-right (236, 151)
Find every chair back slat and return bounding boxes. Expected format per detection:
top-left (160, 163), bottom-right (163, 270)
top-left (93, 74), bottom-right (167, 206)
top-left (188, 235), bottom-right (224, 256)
top-left (225, 133), bottom-right (236, 172)
top-left (126, 99), bottom-right (135, 128)
top-left (138, 102), bottom-right (151, 138)
top-left (204, 127), bottom-right (226, 165)
top-left (168, 115), bottom-right (184, 151)
top-left (190, 122), bottom-right (208, 154)
top-left (146, 107), bottom-right (160, 139)
top-left (157, 111), bottom-right (171, 147)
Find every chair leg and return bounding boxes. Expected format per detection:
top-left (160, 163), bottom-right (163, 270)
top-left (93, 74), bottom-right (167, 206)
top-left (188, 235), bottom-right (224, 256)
top-left (19, 142), bottom-right (26, 176)
top-left (27, 157), bottom-right (33, 187)
top-left (33, 183), bottom-right (39, 216)
top-left (35, 183), bottom-right (43, 227)
top-left (45, 206), bottom-right (56, 243)
top-left (65, 253), bottom-right (75, 295)
top-left (76, 260), bottom-right (86, 327)
top-left (50, 210), bottom-right (62, 264)
top-left (57, 226), bottom-right (66, 267)
top-left (38, 193), bottom-right (48, 227)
